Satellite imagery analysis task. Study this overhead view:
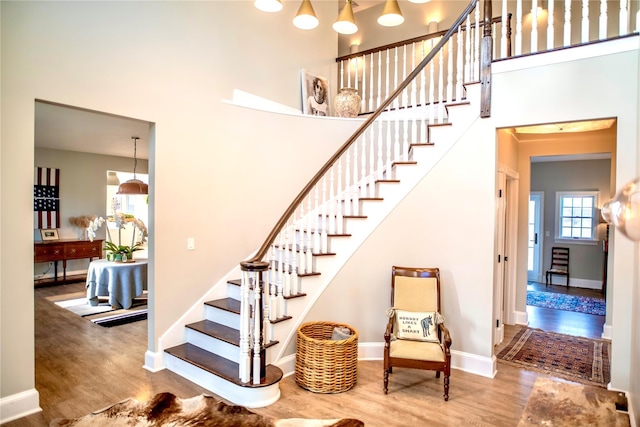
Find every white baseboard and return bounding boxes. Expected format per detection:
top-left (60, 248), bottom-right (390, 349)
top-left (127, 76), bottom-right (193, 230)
top-left (144, 350), bottom-right (165, 372)
top-left (0, 389), bottom-right (41, 424)
top-left (514, 310), bottom-right (528, 325)
top-left (602, 324), bottom-right (613, 340)
top-left (546, 277), bottom-right (603, 290)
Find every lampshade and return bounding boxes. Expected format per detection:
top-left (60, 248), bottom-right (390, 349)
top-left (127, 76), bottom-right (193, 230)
top-left (378, 0), bottom-right (404, 27)
top-left (106, 171), bottom-right (120, 186)
top-left (255, 0), bottom-right (282, 13)
top-left (117, 137), bottom-right (148, 195)
top-left (407, 0), bottom-right (431, 3)
top-left (293, 0), bottom-right (319, 30)
top-left (333, 0), bottom-right (358, 35)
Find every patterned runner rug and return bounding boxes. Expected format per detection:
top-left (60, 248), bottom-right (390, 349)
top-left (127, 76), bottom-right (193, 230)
top-left (527, 289), bottom-right (606, 316)
top-left (497, 328), bottom-right (611, 387)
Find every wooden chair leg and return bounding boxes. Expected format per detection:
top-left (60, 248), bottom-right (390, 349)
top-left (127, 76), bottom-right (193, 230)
top-left (383, 369), bottom-right (389, 394)
top-left (443, 374), bottom-right (450, 401)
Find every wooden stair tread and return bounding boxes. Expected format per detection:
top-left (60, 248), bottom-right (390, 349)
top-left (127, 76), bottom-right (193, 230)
top-left (187, 320), bottom-right (239, 346)
top-left (205, 297), bottom-right (240, 314)
top-left (165, 343), bottom-right (283, 388)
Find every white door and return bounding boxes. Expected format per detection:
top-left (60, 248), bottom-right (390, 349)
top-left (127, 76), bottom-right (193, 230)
top-left (528, 192), bottom-right (543, 283)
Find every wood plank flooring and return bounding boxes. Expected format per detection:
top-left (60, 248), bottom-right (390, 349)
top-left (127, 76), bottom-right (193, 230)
top-left (4, 281), bottom-right (607, 427)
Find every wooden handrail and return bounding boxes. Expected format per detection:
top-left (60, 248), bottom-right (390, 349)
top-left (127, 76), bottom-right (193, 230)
top-left (242, 0), bottom-right (480, 268)
top-left (336, 13), bottom-right (510, 63)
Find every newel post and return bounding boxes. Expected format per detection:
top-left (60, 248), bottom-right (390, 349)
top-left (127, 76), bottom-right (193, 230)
top-left (239, 260), bottom-right (269, 384)
top-left (480, 0), bottom-right (493, 117)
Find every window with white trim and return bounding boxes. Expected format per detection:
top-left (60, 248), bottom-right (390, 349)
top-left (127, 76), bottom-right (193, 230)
top-left (555, 191), bottom-right (598, 242)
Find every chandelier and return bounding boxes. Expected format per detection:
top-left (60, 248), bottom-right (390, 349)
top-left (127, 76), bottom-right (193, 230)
top-left (255, 0), bottom-right (430, 34)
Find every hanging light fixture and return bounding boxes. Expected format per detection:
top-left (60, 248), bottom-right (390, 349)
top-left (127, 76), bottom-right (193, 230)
top-left (254, 0), bottom-right (283, 13)
top-left (106, 171), bottom-right (120, 186)
top-left (333, 0), bottom-right (358, 35)
top-left (117, 137), bottom-right (148, 195)
top-left (378, 0), bottom-right (404, 27)
top-left (293, 0), bottom-right (319, 30)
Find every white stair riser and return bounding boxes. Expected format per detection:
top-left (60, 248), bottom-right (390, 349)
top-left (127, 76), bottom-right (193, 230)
top-left (164, 353), bottom-right (280, 408)
top-left (227, 283), bottom-right (241, 300)
top-left (205, 305), bottom-right (240, 330)
top-left (185, 329), bottom-right (240, 364)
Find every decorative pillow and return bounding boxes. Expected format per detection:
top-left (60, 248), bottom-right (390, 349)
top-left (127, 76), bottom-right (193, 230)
top-left (395, 310), bottom-right (438, 342)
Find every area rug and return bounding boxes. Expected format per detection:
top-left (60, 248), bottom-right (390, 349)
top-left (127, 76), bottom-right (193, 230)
top-left (527, 290), bottom-right (606, 316)
top-left (49, 392), bottom-right (364, 427)
top-left (518, 377), bottom-right (629, 426)
top-left (47, 291), bottom-right (147, 328)
top-left (497, 327), bottom-right (611, 387)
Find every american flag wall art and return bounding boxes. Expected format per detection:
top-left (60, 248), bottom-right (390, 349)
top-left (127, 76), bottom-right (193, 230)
top-left (34, 167), bottom-right (60, 229)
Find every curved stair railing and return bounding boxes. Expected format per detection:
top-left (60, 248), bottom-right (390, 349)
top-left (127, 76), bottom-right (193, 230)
top-left (239, 0), bottom-right (483, 384)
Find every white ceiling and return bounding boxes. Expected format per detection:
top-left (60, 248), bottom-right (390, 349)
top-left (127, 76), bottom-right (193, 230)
top-left (35, 101), bottom-right (150, 160)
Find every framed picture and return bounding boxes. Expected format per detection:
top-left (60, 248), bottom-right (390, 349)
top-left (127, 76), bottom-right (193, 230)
top-left (40, 228), bottom-right (59, 241)
top-left (301, 69), bottom-right (330, 117)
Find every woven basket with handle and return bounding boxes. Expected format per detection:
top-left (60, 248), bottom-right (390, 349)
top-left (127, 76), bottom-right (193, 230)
top-left (295, 321), bottom-right (358, 393)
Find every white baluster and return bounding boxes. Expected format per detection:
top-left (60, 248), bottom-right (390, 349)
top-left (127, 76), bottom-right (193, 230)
top-left (582, 0), bottom-right (590, 43)
top-left (429, 39), bottom-right (436, 124)
top-left (328, 166), bottom-right (336, 234)
top-left (289, 223), bottom-right (298, 295)
top-left (474, 5), bottom-right (480, 80)
top-left (564, 0), bottom-right (572, 46)
top-left (239, 270), bottom-right (251, 383)
top-left (344, 148), bottom-right (351, 216)
top-left (619, 0), bottom-right (629, 35)
top-left (402, 45), bottom-right (408, 108)
top-left (339, 61), bottom-right (345, 90)
top-left (360, 55), bottom-right (366, 112)
top-left (438, 46), bottom-right (444, 122)
top-left (393, 117), bottom-right (400, 168)
top-left (447, 36), bottom-right (453, 102)
top-left (456, 29), bottom-right (463, 100)
top-left (297, 203), bottom-right (305, 274)
top-left (369, 128), bottom-right (376, 196)
top-left (252, 274), bottom-right (262, 384)
top-left (283, 228), bottom-right (291, 297)
top-left (377, 121), bottom-right (384, 180)
top-left (369, 53), bottom-right (374, 112)
top-left (410, 43), bottom-right (417, 109)
top-left (531, 0), bottom-right (539, 53)
top-left (420, 40), bottom-right (427, 142)
top-left (377, 51), bottom-right (383, 109)
top-left (276, 232), bottom-right (285, 317)
top-left (501, 0), bottom-right (509, 58)
top-left (269, 245), bottom-right (277, 321)
top-left (352, 139), bottom-right (359, 214)
top-left (360, 135), bottom-right (367, 197)
top-left (516, 0), bottom-right (523, 55)
top-left (313, 184), bottom-right (320, 254)
top-left (547, 0), bottom-right (555, 50)
top-left (465, 15), bottom-right (471, 82)
top-left (385, 49), bottom-right (390, 109)
top-left (393, 47), bottom-right (399, 109)
top-left (347, 58), bottom-right (352, 88)
top-left (305, 193), bottom-right (313, 273)
top-left (321, 176), bottom-right (328, 252)
top-left (599, 0), bottom-right (608, 39)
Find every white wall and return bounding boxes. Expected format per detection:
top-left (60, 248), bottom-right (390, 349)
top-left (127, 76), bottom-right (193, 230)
top-left (0, 0), bottom-right (342, 412)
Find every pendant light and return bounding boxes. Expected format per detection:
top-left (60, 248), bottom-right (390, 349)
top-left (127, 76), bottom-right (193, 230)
top-left (254, 0), bottom-right (283, 13)
top-left (333, 0), bottom-right (358, 35)
top-left (117, 137), bottom-right (148, 195)
top-left (293, 0), bottom-right (319, 30)
top-left (378, 0), bottom-right (404, 27)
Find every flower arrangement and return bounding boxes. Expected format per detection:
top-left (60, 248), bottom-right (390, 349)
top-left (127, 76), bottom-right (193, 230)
top-left (85, 213), bottom-right (147, 261)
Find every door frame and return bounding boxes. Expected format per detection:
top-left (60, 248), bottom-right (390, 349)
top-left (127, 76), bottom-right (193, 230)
top-left (528, 191), bottom-right (544, 283)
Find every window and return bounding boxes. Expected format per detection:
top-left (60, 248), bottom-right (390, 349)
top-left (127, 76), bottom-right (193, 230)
top-left (555, 191), bottom-right (598, 242)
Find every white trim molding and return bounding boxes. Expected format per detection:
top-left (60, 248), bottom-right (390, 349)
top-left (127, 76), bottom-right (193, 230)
top-left (0, 389), bottom-right (41, 424)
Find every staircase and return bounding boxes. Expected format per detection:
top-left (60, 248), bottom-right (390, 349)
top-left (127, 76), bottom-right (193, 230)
top-left (163, 81), bottom-right (482, 408)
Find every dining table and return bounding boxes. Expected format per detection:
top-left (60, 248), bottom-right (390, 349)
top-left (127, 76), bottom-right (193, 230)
top-left (86, 258), bottom-right (148, 309)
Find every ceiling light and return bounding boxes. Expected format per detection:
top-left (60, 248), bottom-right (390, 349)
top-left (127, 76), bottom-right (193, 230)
top-left (117, 137), bottom-right (148, 195)
top-left (255, 0), bottom-right (283, 13)
top-left (106, 171), bottom-right (120, 186)
top-left (378, 0), bottom-right (404, 27)
top-left (333, 0), bottom-right (358, 35)
top-left (407, 0), bottom-right (431, 3)
top-left (293, 0), bottom-right (319, 30)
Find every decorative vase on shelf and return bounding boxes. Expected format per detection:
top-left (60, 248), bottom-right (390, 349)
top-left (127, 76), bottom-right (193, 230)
top-left (334, 87), bottom-right (362, 118)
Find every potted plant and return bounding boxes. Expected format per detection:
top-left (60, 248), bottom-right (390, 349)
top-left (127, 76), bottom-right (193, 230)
top-left (104, 241), bottom-right (143, 262)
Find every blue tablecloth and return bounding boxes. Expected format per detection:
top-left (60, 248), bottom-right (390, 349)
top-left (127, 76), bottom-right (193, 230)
top-left (86, 259), bottom-right (148, 309)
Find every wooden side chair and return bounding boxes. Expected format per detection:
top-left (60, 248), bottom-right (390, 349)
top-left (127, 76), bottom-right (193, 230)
top-left (383, 266), bottom-right (452, 400)
top-left (545, 247), bottom-right (570, 287)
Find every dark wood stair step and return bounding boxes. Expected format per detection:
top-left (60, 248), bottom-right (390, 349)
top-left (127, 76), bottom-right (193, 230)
top-left (187, 319), bottom-right (280, 348)
top-left (205, 297), bottom-right (240, 314)
top-left (165, 343), bottom-right (283, 388)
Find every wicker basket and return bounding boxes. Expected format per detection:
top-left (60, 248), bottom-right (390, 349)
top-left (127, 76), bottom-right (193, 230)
top-left (295, 321), bottom-right (358, 393)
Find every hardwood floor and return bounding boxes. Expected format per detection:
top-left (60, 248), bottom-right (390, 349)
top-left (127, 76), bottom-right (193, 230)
top-left (4, 282), bottom-right (606, 427)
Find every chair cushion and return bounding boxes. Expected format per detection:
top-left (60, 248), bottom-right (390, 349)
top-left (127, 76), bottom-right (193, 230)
top-left (390, 339), bottom-right (445, 362)
top-left (395, 310), bottom-right (438, 342)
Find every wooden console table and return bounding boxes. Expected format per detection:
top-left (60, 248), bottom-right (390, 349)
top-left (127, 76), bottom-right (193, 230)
top-left (34, 239), bottom-right (103, 283)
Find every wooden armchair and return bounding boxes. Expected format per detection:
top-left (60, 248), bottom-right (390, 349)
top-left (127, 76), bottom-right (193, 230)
top-left (383, 266), bottom-right (452, 400)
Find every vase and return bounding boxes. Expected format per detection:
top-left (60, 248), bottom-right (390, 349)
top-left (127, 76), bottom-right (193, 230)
top-left (334, 88), bottom-right (362, 118)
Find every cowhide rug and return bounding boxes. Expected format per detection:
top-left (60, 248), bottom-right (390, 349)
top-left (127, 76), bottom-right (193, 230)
top-left (50, 392), bottom-right (364, 427)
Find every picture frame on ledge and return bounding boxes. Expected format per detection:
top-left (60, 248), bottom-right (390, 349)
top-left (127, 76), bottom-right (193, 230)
top-left (301, 69), bottom-right (330, 117)
top-left (40, 228), bottom-right (59, 241)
